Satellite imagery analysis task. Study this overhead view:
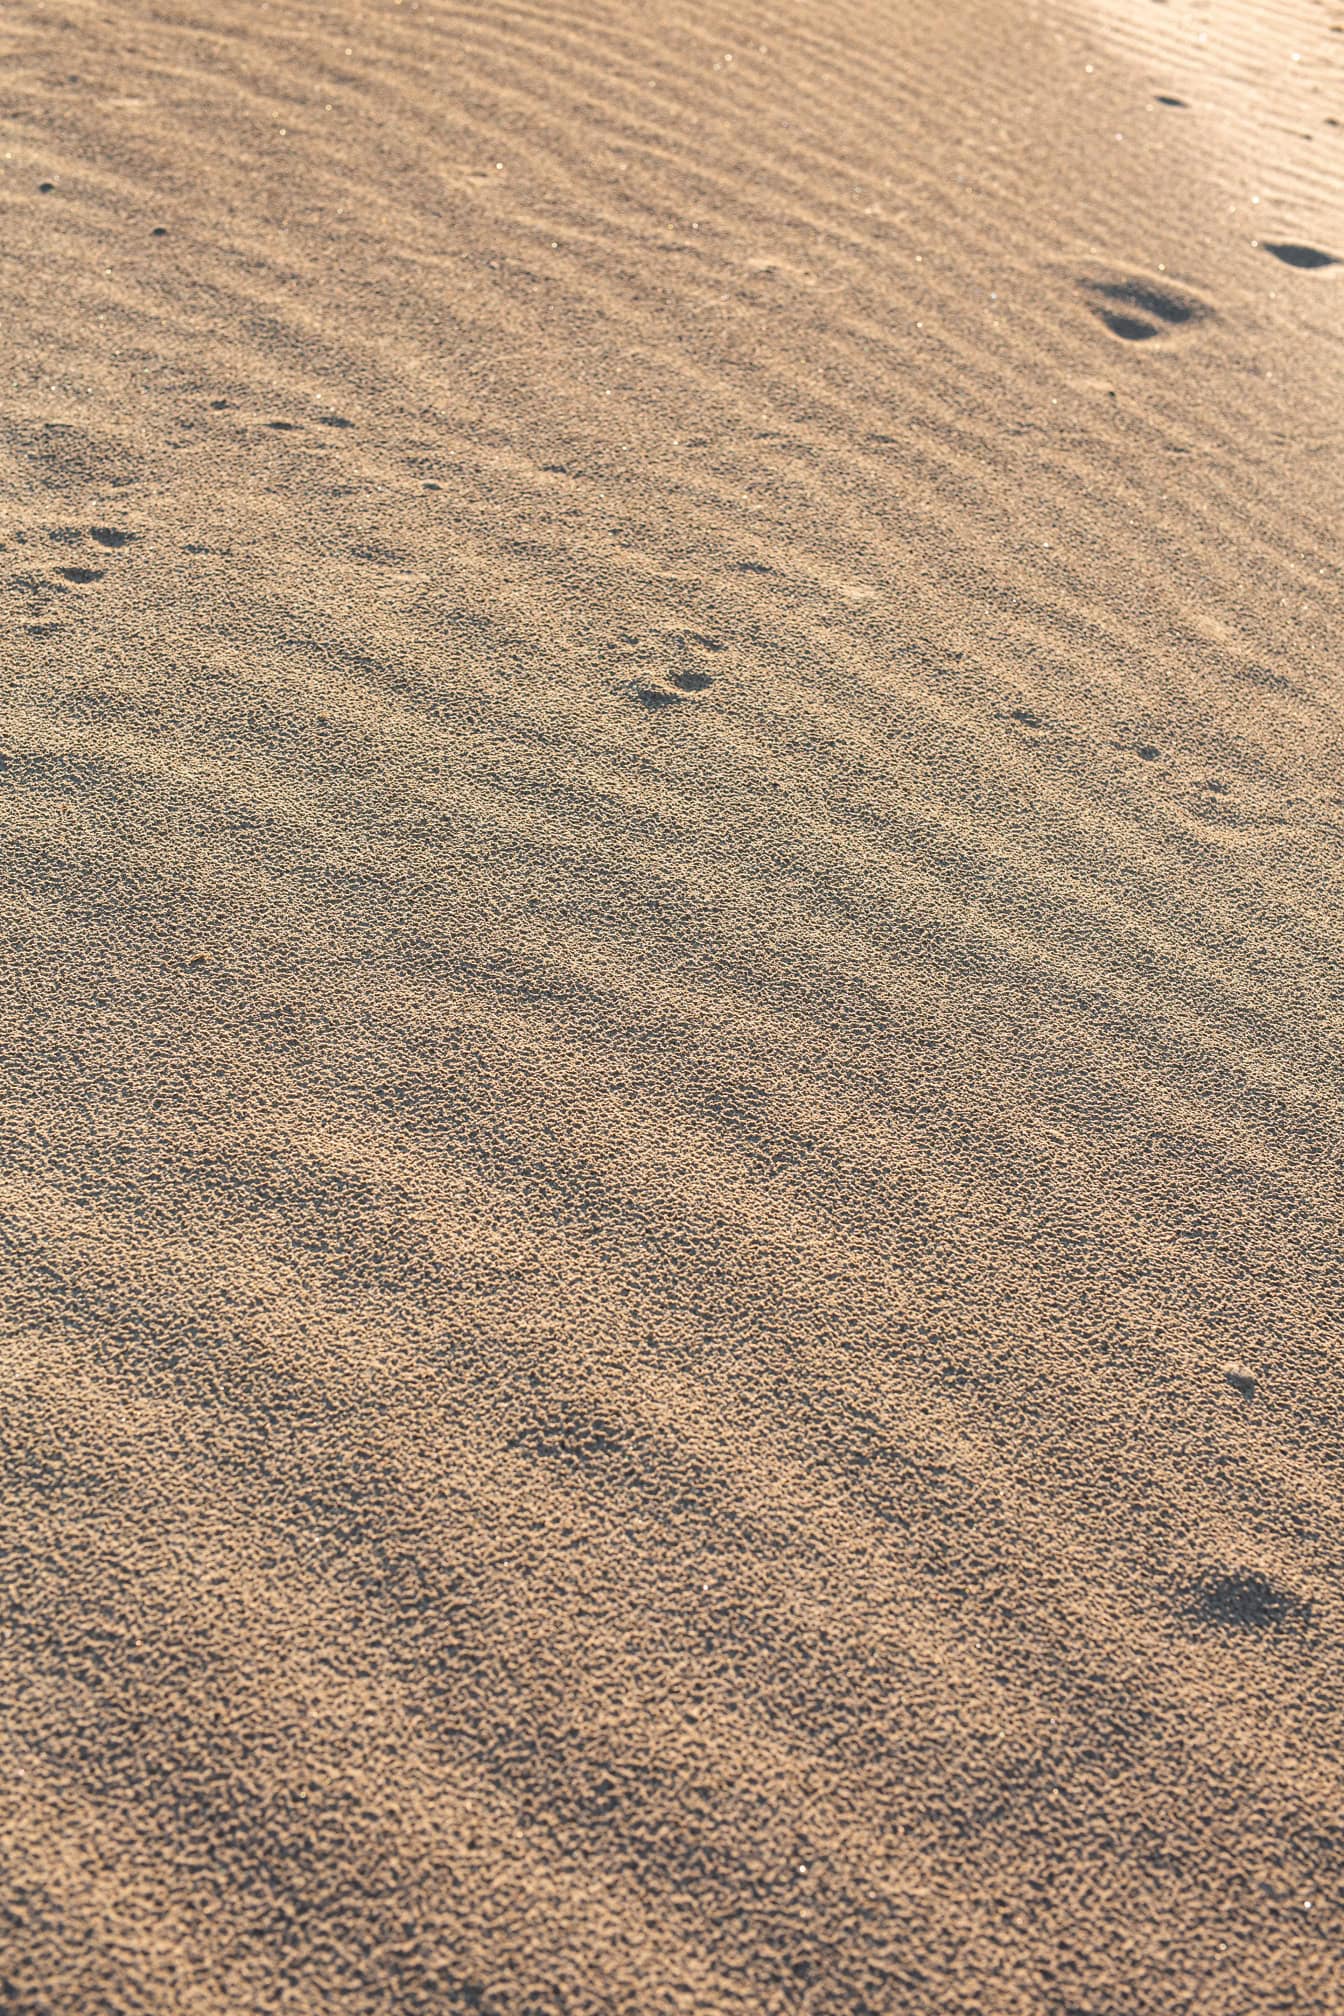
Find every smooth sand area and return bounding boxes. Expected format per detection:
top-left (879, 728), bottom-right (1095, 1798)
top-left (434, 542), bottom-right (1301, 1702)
top-left (2, 0), bottom-right (1342, 2010)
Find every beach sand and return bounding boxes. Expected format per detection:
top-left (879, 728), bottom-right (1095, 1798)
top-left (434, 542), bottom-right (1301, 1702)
top-left (2, 0), bottom-right (1342, 2009)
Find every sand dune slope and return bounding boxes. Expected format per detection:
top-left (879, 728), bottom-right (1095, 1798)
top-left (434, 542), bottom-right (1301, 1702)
top-left (1, 0), bottom-right (1343, 2010)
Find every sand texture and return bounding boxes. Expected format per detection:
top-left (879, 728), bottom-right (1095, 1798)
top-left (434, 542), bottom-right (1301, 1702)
top-left (2, 0), bottom-right (1343, 2009)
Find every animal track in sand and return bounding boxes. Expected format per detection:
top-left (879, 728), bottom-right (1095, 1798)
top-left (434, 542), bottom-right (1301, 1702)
top-left (630, 666), bottom-right (720, 708)
top-left (1261, 241), bottom-right (1338, 270)
top-left (55, 566), bottom-right (103, 585)
top-left (629, 663), bottom-right (718, 709)
top-left (1078, 266), bottom-right (1213, 345)
top-left (622, 628), bottom-right (724, 709)
top-left (90, 526), bottom-right (134, 548)
top-left (1186, 1570), bottom-right (1314, 1637)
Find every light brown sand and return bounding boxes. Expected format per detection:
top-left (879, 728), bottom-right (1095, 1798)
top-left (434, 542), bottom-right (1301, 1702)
top-left (2, 0), bottom-right (1343, 2010)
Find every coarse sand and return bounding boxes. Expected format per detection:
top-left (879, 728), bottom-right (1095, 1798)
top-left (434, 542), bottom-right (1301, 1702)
top-left (2, 0), bottom-right (1342, 2010)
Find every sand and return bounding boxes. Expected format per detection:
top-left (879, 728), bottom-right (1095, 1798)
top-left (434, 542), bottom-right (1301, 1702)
top-left (2, 0), bottom-right (1342, 2009)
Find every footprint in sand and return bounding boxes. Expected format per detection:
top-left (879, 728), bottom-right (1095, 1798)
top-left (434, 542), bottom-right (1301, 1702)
top-left (629, 666), bottom-right (717, 710)
top-left (1185, 1569), bottom-right (1313, 1637)
top-left (625, 631), bottom-right (723, 710)
top-left (1077, 265), bottom-right (1213, 344)
top-left (40, 525), bottom-right (132, 587)
top-left (1261, 241), bottom-right (1338, 270)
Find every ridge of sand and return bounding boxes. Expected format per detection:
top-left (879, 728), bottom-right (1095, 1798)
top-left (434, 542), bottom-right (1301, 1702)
top-left (1, 0), bottom-right (1342, 2011)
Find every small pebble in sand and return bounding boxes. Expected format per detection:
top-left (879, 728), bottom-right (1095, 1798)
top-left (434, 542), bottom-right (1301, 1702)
top-left (1224, 1362), bottom-right (1255, 1398)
